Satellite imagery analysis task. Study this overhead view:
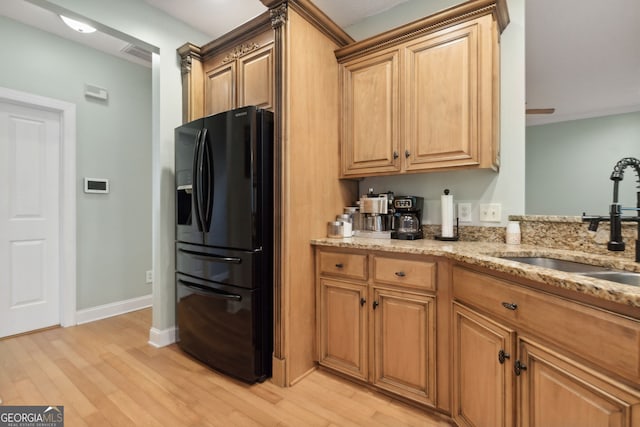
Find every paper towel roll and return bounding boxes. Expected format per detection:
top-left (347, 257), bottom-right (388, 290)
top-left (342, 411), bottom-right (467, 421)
top-left (441, 190), bottom-right (454, 238)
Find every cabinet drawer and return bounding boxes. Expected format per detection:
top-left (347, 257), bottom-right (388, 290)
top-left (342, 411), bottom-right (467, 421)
top-left (373, 256), bottom-right (436, 290)
top-left (318, 250), bottom-right (367, 280)
top-left (453, 266), bottom-right (640, 383)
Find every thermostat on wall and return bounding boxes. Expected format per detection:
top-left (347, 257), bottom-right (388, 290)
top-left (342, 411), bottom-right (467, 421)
top-left (84, 178), bottom-right (109, 194)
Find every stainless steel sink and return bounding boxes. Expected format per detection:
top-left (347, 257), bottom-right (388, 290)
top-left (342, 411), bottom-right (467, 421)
top-left (579, 271), bottom-right (640, 287)
top-left (501, 256), bottom-right (640, 287)
top-left (500, 257), bottom-right (611, 273)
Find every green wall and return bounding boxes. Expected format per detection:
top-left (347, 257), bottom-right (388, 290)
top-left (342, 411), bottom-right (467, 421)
top-left (0, 16), bottom-right (152, 309)
top-left (526, 111), bottom-right (640, 215)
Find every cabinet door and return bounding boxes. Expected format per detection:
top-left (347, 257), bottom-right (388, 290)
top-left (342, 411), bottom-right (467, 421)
top-left (404, 19), bottom-right (484, 171)
top-left (371, 287), bottom-right (435, 405)
top-left (318, 279), bottom-right (368, 380)
top-left (237, 43), bottom-right (274, 111)
top-left (341, 50), bottom-right (400, 177)
top-left (452, 303), bottom-right (516, 427)
top-left (205, 62), bottom-right (236, 116)
top-left (519, 338), bottom-right (640, 427)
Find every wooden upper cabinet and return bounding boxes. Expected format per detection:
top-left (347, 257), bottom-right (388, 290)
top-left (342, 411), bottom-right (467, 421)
top-left (204, 34), bottom-right (274, 117)
top-left (404, 19), bottom-right (481, 171)
top-left (205, 62), bottom-right (235, 116)
top-left (336, 0), bottom-right (508, 178)
top-left (178, 21), bottom-right (274, 122)
top-left (341, 49), bottom-right (400, 176)
top-left (237, 43), bottom-right (274, 111)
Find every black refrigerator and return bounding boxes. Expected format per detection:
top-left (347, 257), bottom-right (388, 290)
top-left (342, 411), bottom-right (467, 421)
top-left (174, 106), bottom-right (273, 383)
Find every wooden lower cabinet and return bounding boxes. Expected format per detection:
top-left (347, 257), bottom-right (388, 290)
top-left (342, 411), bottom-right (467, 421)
top-left (318, 278), bottom-right (367, 380)
top-left (519, 338), bottom-right (640, 427)
top-left (316, 249), bottom-right (439, 408)
top-left (372, 287), bottom-right (436, 406)
top-left (452, 303), bottom-right (515, 427)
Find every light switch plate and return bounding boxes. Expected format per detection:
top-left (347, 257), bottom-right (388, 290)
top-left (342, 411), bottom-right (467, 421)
top-left (480, 203), bottom-right (502, 222)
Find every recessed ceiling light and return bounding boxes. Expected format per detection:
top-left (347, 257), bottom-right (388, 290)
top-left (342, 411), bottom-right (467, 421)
top-left (60, 15), bottom-right (96, 34)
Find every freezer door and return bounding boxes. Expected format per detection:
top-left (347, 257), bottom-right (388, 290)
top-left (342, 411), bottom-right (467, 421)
top-left (176, 273), bottom-right (270, 383)
top-left (176, 242), bottom-right (260, 289)
top-left (202, 107), bottom-right (273, 250)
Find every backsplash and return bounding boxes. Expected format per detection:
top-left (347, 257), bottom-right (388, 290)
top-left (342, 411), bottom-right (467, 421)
top-left (511, 215), bottom-right (637, 260)
top-left (423, 215), bottom-right (637, 260)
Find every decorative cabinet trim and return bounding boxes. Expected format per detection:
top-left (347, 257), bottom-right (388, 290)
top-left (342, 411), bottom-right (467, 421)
top-left (335, 0), bottom-right (508, 62)
top-left (270, 3), bottom-right (288, 29)
top-left (221, 42), bottom-right (261, 63)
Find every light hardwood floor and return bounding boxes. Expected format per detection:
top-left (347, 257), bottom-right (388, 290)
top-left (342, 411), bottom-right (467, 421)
top-left (0, 309), bottom-right (452, 426)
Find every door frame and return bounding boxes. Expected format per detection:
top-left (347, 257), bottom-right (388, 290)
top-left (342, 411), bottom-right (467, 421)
top-left (0, 86), bottom-right (76, 328)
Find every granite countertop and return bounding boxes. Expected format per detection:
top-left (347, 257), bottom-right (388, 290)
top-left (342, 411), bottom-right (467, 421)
top-left (311, 237), bottom-right (640, 311)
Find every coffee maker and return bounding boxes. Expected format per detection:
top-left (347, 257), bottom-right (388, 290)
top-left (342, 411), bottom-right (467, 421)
top-left (391, 196), bottom-right (424, 240)
top-left (353, 191), bottom-right (395, 237)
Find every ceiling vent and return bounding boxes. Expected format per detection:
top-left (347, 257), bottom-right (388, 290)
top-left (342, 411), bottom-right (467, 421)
top-left (121, 43), bottom-right (152, 63)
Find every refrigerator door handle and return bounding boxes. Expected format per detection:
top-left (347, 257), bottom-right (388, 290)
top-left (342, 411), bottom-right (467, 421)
top-left (178, 280), bottom-right (242, 301)
top-left (192, 129), bottom-right (203, 231)
top-left (177, 248), bottom-right (242, 264)
top-left (196, 129), bottom-right (208, 232)
top-left (201, 128), bottom-right (214, 230)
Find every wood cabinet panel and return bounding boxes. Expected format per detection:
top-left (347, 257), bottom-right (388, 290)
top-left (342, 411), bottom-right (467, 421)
top-left (453, 303), bottom-right (515, 427)
top-left (337, 9), bottom-right (502, 177)
top-left (519, 338), bottom-right (640, 427)
top-left (318, 279), bottom-right (368, 380)
top-left (318, 250), bottom-right (367, 280)
top-left (237, 43), bottom-right (274, 111)
top-left (404, 22), bottom-right (479, 170)
top-left (341, 50), bottom-right (400, 176)
top-left (205, 62), bottom-right (235, 116)
top-left (452, 266), bottom-right (640, 384)
top-left (372, 255), bottom-right (436, 290)
top-left (372, 287), bottom-right (436, 405)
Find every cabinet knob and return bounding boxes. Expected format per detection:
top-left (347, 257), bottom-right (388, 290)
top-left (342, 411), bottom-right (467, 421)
top-left (394, 271), bottom-right (406, 277)
top-left (393, 151), bottom-right (399, 159)
top-left (335, 263), bottom-right (344, 269)
top-left (373, 301), bottom-right (379, 309)
top-left (405, 149), bottom-right (411, 158)
top-left (498, 350), bottom-right (510, 364)
top-left (501, 302), bottom-right (518, 311)
top-left (360, 297), bottom-right (366, 307)
top-left (514, 360), bottom-right (527, 376)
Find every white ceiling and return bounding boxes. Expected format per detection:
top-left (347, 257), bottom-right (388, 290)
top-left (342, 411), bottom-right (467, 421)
top-left (525, 0), bottom-right (640, 126)
top-left (2, 0), bottom-right (639, 127)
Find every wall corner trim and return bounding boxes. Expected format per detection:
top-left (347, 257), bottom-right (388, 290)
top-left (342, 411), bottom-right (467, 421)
top-left (148, 326), bottom-right (177, 348)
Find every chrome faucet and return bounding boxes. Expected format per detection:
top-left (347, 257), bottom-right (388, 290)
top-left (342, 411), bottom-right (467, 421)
top-left (582, 157), bottom-right (640, 262)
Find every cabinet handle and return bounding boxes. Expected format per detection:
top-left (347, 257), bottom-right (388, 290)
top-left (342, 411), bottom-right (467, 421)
top-left (335, 263), bottom-right (344, 269)
top-left (514, 360), bottom-right (527, 376)
top-left (373, 301), bottom-right (379, 309)
top-left (498, 350), bottom-right (510, 364)
top-left (501, 302), bottom-right (518, 311)
top-left (360, 297), bottom-right (366, 307)
top-left (405, 149), bottom-right (411, 158)
top-left (393, 151), bottom-right (399, 159)
top-left (394, 271), bottom-right (406, 277)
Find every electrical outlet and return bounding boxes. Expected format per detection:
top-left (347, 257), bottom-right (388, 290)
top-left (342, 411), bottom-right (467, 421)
top-left (146, 270), bottom-right (153, 284)
top-left (458, 203), bottom-right (472, 222)
top-left (479, 203), bottom-right (502, 222)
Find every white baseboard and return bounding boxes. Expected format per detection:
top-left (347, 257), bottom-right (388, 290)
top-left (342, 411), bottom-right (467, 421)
top-left (148, 326), bottom-right (176, 348)
top-left (75, 294), bottom-right (152, 325)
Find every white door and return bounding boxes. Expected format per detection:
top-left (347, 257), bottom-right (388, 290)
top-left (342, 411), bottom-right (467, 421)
top-left (0, 100), bottom-right (61, 337)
